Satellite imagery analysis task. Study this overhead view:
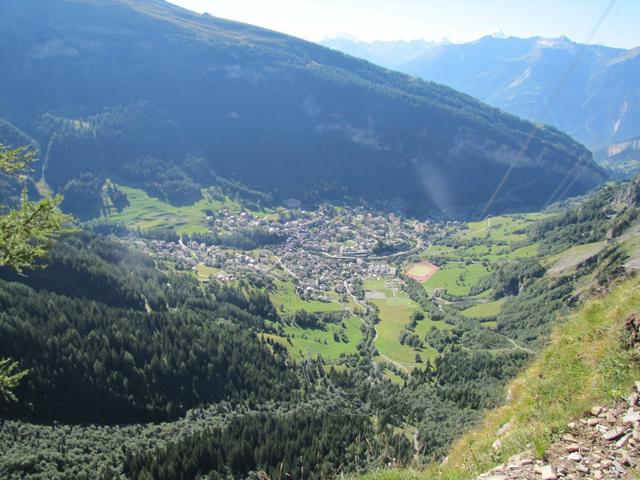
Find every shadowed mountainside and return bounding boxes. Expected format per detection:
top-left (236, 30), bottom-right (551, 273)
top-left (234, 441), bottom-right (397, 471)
top-left (0, 0), bottom-right (605, 216)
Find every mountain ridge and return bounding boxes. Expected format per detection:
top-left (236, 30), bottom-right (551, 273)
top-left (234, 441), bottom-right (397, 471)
top-left (0, 0), bottom-right (604, 217)
top-left (322, 34), bottom-right (640, 151)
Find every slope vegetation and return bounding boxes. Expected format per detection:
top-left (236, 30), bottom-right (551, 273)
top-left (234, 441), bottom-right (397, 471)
top-left (362, 273), bottom-right (640, 480)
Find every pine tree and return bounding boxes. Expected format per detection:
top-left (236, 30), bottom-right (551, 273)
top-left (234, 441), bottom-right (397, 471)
top-left (0, 144), bottom-right (75, 270)
top-left (0, 358), bottom-right (28, 403)
top-left (0, 144), bottom-right (75, 402)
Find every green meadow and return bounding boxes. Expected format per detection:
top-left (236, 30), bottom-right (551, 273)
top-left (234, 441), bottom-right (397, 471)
top-left (364, 277), bottom-right (449, 369)
top-left (269, 279), bottom-right (344, 315)
top-left (423, 262), bottom-right (489, 297)
top-left (459, 213), bottom-right (546, 243)
top-left (461, 298), bottom-right (506, 318)
top-left (263, 315), bottom-right (364, 362)
top-left (101, 185), bottom-right (241, 234)
top-left (194, 264), bottom-right (223, 281)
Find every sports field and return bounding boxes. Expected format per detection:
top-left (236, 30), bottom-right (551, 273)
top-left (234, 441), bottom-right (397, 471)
top-left (405, 261), bottom-right (439, 282)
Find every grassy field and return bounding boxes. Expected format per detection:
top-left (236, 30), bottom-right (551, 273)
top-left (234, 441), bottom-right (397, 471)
top-left (194, 263), bottom-right (223, 281)
top-left (423, 262), bottom-right (489, 297)
top-left (100, 185), bottom-right (241, 234)
top-left (461, 298), bottom-right (506, 318)
top-left (360, 275), bottom-right (640, 480)
top-left (422, 215), bottom-right (542, 273)
top-left (505, 243), bottom-right (539, 259)
top-left (365, 277), bottom-right (449, 368)
top-left (458, 213), bottom-right (546, 243)
top-left (263, 315), bottom-right (364, 362)
top-left (269, 279), bottom-right (344, 314)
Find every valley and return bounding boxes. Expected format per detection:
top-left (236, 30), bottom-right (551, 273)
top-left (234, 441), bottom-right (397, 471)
top-left (0, 1), bottom-right (639, 479)
top-left (92, 183), bottom-right (634, 384)
top-left (3, 176), bottom-right (639, 478)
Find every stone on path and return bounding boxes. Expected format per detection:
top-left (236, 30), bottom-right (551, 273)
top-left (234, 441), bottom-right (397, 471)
top-left (538, 464), bottom-right (557, 480)
top-left (603, 426), bottom-right (627, 441)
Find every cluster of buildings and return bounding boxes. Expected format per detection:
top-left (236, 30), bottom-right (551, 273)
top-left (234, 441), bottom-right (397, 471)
top-left (138, 205), bottom-right (443, 300)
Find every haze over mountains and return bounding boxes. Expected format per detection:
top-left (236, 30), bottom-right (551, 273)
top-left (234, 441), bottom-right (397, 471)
top-left (321, 36), bottom-right (448, 71)
top-left (322, 35), bottom-right (640, 155)
top-left (0, 0), bottom-right (604, 218)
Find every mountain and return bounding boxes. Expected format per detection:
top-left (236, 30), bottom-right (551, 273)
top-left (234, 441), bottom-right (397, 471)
top-left (594, 136), bottom-right (640, 179)
top-left (0, 0), bottom-right (604, 217)
top-left (395, 35), bottom-right (640, 151)
top-left (320, 37), bottom-right (446, 70)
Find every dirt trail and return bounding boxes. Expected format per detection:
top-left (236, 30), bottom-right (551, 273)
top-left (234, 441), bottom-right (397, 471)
top-left (503, 336), bottom-right (536, 355)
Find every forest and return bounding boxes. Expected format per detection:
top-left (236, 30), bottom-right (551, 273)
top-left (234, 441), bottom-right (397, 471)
top-left (0, 231), bottom-right (537, 477)
top-left (0, 170), bottom-right (637, 478)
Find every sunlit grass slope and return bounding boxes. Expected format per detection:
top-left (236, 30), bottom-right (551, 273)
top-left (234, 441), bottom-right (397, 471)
top-left (361, 274), bottom-right (640, 480)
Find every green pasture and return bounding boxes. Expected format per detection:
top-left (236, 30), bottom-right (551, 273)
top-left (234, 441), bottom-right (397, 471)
top-left (458, 213), bottom-right (546, 243)
top-left (269, 279), bottom-right (344, 314)
top-left (194, 264), bottom-right (223, 281)
top-left (364, 277), bottom-right (448, 369)
top-left (461, 298), bottom-right (506, 318)
top-left (423, 262), bottom-right (489, 297)
top-left (101, 185), bottom-right (241, 234)
top-left (262, 315), bottom-right (363, 362)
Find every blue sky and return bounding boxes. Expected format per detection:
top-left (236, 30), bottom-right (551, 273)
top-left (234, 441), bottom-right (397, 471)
top-left (167, 0), bottom-right (639, 48)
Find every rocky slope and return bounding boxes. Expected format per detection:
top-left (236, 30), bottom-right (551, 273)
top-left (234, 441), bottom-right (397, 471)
top-left (595, 137), bottom-right (640, 180)
top-left (479, 385), bottom-right (640, 479)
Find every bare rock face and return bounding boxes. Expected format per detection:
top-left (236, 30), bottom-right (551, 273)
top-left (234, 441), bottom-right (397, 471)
top-left (475, 381), bottom-right (640, 479)
top-left (615, 176), bottom-right (640, 208)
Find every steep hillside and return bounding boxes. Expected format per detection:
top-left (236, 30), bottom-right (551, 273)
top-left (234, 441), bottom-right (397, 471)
top-left (399, 36), bottom-right (640, 151)
top-left (595, 136), bottom-right (640, 180)
top-left (0, 0), bottom-right (604, 217)
top-left (363, 273), bottom-right (640, 480)
top-left (325, 35), bottom-right (640, 152)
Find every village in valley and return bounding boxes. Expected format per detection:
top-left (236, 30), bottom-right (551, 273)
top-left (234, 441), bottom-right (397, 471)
top-left (121, 194), bottom-right (544, 375)
top-left (139, 205), bottom-right (447, 302)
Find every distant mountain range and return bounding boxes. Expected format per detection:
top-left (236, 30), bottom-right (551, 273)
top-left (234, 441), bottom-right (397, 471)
top-left (0, 1), bottom-right (605, 217)
top-left (322, 35), bottom-right (640, 153)
top-left (320, 37), bottom-right (447, 70)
